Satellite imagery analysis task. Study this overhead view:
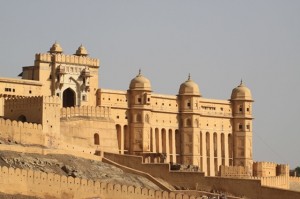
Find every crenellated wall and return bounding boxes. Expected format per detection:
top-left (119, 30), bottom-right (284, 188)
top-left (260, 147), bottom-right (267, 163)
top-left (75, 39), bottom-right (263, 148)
top-left (219, 165), bottom-right (251, 177)
top-left (0, 118), bottom-right (44, 146)
top-left (60, 106), bottom-right (111, 118)
top-left (0, 165), bottom-right (207, 199)
top-left (104, 153), bottom-right (300, 199)
top-left (35, 53), bottom-right (100, 67)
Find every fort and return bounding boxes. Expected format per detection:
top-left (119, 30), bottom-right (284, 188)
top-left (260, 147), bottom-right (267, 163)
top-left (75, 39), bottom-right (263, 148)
top-left (0, 42), bottom-right (299, 198)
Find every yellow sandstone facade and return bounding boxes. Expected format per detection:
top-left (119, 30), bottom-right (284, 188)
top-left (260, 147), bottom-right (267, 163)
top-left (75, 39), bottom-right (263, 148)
top-left (0, 42), bottom-right (282, 180)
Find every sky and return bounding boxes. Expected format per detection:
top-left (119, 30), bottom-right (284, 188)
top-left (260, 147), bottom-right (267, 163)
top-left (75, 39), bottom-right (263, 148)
top-left (0, 1), bottom-right (299, 168)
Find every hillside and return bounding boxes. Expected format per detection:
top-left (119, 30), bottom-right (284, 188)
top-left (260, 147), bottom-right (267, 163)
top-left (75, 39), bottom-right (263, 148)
top-left (0, 150), bottom-right (165, 191)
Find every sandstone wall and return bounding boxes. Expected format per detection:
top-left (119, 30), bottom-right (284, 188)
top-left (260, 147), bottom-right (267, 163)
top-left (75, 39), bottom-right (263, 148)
top-left (104, 153), bottom-right (300, 199)
top-left (0, 165), bottom-right (206, 199)
top-left (0, 119), bottom-right (44, 146)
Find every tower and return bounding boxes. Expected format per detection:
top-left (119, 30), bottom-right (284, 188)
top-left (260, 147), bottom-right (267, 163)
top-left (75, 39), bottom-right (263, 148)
top-left (127, 70), bottom-right (152, 155)
top-left (21, 42), bottom-right (100, 107)
top-left (230, 80), bottom-right (254, 173)
top-left (178, 75), bottom-right (202, 166)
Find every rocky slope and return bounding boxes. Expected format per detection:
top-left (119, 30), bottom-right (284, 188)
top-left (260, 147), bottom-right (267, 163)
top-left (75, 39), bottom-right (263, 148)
top-left (0, 150), bottom-right (163, 191)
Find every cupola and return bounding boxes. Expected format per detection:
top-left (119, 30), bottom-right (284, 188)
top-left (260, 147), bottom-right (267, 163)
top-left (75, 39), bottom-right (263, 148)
top-left (129, 70), bottom-right (151, 91)
top-left (49, 42), bottom-right (63, 54)
top-left (231, 80), bottom-right (252, 100)
top-left (178, 74), bottom-right (201, 96)
top-left (75, 44), bottom-right (88, 56)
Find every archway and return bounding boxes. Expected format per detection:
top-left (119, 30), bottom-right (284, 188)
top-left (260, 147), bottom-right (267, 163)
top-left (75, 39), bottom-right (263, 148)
top-left (63, 88), bottom-right (76, 107)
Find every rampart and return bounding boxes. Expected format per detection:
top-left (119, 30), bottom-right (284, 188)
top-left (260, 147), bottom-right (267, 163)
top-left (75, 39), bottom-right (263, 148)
top-left (290, 176), bottom-right (300, 183)
top-left (35, 53), bottom-right (100, 67)
top-left (60, 106), bottom-right (111, 119)
top-left (104, 153), bottom-right (300, 199)
top-left (219, 165), bottom-right (251, 177)
top-left (0, 165), bottom-right (211, 199)
top-left (0, 118), bottom-right (44, 146)
top-left (4, 96), bottom-right (60, 125)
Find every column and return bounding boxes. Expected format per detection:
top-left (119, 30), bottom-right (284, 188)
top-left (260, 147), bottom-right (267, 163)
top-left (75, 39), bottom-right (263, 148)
top-left (224, 132), bottom-right (229, 166)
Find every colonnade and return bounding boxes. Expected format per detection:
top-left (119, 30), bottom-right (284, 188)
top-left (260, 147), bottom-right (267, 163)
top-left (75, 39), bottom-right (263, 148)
top-left (199, 131), bottom-right (233, 176)
top-left (114, 124), bottom-right (234, 176)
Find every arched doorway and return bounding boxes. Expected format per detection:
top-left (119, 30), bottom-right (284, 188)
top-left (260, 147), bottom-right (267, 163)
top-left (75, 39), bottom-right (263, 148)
top-left (63, 88), bottom-right (76, 107)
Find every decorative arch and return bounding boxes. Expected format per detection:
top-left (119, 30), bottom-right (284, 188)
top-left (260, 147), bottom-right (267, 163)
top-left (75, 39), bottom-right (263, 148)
top-left (186, 118), bottom-right (192, 127)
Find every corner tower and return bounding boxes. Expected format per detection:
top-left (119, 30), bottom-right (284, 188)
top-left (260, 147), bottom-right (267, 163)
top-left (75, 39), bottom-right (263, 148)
top-left (178, 75), bottom-right (202, 166)
top-left (127, 70), bottom-right (152, 155)
top-left (230, 80), bottom-right (254, 173)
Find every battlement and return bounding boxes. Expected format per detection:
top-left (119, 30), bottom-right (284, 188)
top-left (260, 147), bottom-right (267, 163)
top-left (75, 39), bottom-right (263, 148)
top-left (219, 165), bottom-right (251, 177)
top-left (35, 53), bottom-right (100, 67)
top-left (60, 106), bottom-right (111, 118)
top-left (0, 118), bottom-right (43, 130)
top-left (5, 95), bottom-right (60, 106)
top-left (0, 165), bottom-right (203, 199)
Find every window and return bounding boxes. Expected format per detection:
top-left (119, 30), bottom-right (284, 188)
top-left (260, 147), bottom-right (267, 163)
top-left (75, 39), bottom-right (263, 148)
top-left (247, 108), bottom-right (250, 112)
top-left (187, 102), bottom-right (191, 107)
top-left (239, 106), bottom-right (243, 112)
top-left (239, 124), bottom-right (243, 130)
top-left (247, 125), bottom-right (250, 130)
top-left (29, 90), bottom-right (32, 94)
top-left (82, 95), bottom-right (86, 101)
top-left (94, 133), bottom-right (100, 145)
top-left (138, 98), bottom-right (141, 103)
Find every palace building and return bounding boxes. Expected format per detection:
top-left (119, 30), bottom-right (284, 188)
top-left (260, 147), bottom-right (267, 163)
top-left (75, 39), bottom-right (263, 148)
top-left (0, 42), bottom-right (255, 177)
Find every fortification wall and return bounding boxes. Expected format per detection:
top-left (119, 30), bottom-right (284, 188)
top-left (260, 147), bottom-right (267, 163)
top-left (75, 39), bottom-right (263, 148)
top-left (260, 175), bottom-right (289, 189)
top-left (104, 153), bottom-right (300, 199)
top-left (35, 53), bottom-right (100, 67)
top-left (0, 165), bottom-right (207, 199)
top-left (60, 115), bottom-right (118, 155)
top-left (290, 176), bottom-right (300, 183)
top-left (219, 165), bottom-right (251, 177)
top-left (4, 96), bottom-right (44, 124)
top-left (60, 106), bottom-right (111, 118)
top-left (0, 118), bottom-right (44, 146)
top-left (253, 161), bottom-right (277, 177)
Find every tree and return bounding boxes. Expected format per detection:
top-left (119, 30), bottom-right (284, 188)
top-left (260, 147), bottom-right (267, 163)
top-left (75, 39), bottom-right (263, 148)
top-left (294, 167), bottom-right (300, 177)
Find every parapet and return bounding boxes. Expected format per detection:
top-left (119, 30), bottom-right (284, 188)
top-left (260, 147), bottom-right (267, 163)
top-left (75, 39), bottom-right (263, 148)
top-left (35, 53), bottom-right (100, 68)
top-left (60, 106), bottom-right (111, 119)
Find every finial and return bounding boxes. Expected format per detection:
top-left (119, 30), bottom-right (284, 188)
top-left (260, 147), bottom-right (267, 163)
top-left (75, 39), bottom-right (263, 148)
top-left (240, 79), bottom-right (243, 84)
top-left (188, 73), bottom-right (191, 80)
top-left (138, 69), bottom-right (141, 75)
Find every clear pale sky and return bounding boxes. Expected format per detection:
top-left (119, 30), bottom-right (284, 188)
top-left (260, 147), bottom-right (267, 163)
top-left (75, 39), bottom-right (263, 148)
top-left (0, 1), bottom-right (299, 168)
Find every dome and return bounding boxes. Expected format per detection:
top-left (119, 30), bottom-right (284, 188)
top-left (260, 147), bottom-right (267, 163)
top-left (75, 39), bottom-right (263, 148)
top-left (231, 80), bottom-right (252, 100)
top-left (129, 70), bottom-right (151, 91)
top-left (49, 42), bottom-right (63, 54)
top-left (75, 44), bottom-right (88, 56)
top-left (178, 75), bottom-right (201, 96)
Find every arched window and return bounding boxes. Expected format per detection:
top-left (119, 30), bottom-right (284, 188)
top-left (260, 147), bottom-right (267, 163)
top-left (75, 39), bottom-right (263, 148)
top-left (186, 118), bottom-right (192, 127)
top-left (136, 113), bottom-right (142, 122)
top-left (145, 114), bottom-right (150, 123)
top-left (94, 133), bottom-right (100, 145)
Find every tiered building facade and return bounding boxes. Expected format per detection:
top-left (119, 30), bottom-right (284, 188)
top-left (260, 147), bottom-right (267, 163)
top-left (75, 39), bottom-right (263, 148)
top-left (0, 42), bottom-right (255, 176)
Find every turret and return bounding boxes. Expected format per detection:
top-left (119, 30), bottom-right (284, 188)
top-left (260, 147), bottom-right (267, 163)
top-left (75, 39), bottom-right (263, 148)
top-left (177, 74), bottom-right (201, 166)
top-left (127, 70), bottom-right (152, 155)
top-left (230, 80), bottom-right (254, 174)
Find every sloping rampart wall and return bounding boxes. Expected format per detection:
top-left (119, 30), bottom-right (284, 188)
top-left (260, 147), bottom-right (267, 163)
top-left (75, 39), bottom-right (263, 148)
top-left (104, 153), bottom-right (300, 199)
top-left (0, 165), bottom-right (205, 199)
